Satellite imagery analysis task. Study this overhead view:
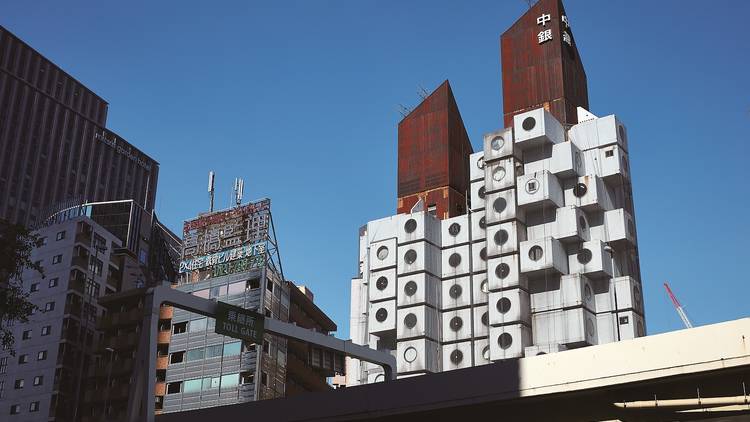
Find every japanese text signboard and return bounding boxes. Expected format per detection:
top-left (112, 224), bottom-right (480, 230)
top-left (215, 302), bottom-right (265, 344)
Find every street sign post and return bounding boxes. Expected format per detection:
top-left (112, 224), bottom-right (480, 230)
top-left (214, 301), bottom-right (265, 344)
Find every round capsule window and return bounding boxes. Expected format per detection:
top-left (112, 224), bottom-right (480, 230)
top-left (376, 246), bottom-right (389, 261)
top-left (374, 374), bottom-right (385, 382)
top-left (448, 253), bottom-right (462, 268)
top-left (577, 248), bottom-right (592, 264)
top-left (480, 279), bottom-right (489, 293)
top-left (492, 166), bottom-right (507, 182)
top-left (495, 263), bottom-right (511, 279)
top-left (578, 215), bottom-right (587, 229)
top-left (476, 156), bottom-right (485, 170)
top-left (618, 125), bottom-right (626, 143)
top-left (480, 247), bottom-right (487, 261)
top-left (404, 280), bottom-right (418, 296)
top-left (404, 249), bottom-right (417, 265)
top-left (637, 320), bottom-right (644, 336)
top-left (479, 216), bottom-right (487, 229)
top-left (498, 333), bottom-right (513, 350)
top-left (494, 229), bottom-right (509, 246)
top-left (449, 284), bottom-right (462, 299)
top-left (497, 297), bottom-right (512, 314)
top-left (450, 349), bottom-right (463, 364)
top-left (628, 220), bottom-right (636, 237)
top-left (481, 312), bottom-right (489, 326)
top-left (622, 156), bottom-right (629, 172)
top-left (404, 219), bottom-right (417, 234)
top-left (493, 197), bottom-right (507, 214)
top-left (573, 182), bottom-right (588, 198)
top-left (522, 116), bottom-right (536, 131)
top-left (584, 284), bottom-right (593, 301)
top-left (574, 151), bottom-right (583, 171)
top-left (525, 179), bottom-right (540, 194)
top-left (491, 135), bottom-right (505, 151)
top-left (478, 186), bottom-right (486, 199)
top-left (449, 316), bottom-right (463, 331)
top-left (375, 308), bottom-right (388, 322)
top-left (448, 223), bottom-right (461, 237)
top-left (404, 313), bottom-right (417, 329)
top-left (482, 346), bottom-right (490, 360)
top-left (404, 346), bottom-right (418, 363)
top-left (529, 245), bottom-right (544, 261)
top-left (376, 276), bottom-right (389, 291)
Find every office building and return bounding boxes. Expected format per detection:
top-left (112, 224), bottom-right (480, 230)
top-left (0, 200), bottom-right (179, 421)
top-left (0, 25), bottom-right (158, 228)
top-left (348, 0), bottom-right (645, 384)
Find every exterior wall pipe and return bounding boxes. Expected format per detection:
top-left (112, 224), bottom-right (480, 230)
top-left (614, 395), bottom-right (750, 409)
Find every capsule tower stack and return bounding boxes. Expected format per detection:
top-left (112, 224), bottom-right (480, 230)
top-left (348, 0), bottom-right (644, 385)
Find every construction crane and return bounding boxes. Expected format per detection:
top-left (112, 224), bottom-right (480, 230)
top-left (663, 282), bottom-right (693, 329)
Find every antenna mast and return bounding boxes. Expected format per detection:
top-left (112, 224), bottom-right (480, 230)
top-left (664, 282), bottom-right (693, 329)
top-left (233, 177), bottom-right (244, 207)
top-left (208, 171), bottom-right (215, 212)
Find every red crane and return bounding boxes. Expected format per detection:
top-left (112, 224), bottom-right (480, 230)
top-left (664, 282), bottom-right (693, 329)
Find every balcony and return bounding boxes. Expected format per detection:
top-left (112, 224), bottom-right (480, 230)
top-left (157, 330), bottom-right (171, 344)
top-left (159, 306), bottom-right (173, 319)
top-left (64, 302), bottom-right (82, 316)
top-left (68, 277), bottom-right (86, 295)
top-left (60, 328), bottom-right (81, 343)
top-left (155, 382), bottom-right (166, 396)
top-left (156, 355), bottom-right (168, 370)
top-left (75, 230), bottom-right (92, 245)
top-left (71, 255), bottom-right (89, 270)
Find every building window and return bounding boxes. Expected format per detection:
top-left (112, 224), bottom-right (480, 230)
top-left (22, 330), bottom-right (31, 340)
top-left (223, 342), bottom-right (241, 357)
top-left (44, 302), bottom-right (55, 312)
top-left (206, 344), bottom-right (223, 358)
top-left (266, 280), bottom-right (274, 293)
top-left (41, 326), bottom-right (51, 336)
top-left (48, 278), bottom-right (58, 288)
top-left (188, 318), bottom-right (207, 333)
top-left (30, 283), bottom-right (39, 293)
top-left (18, 355), bottom-right (28, 364)
top-left (56, 231), bottom-right (66, 241)
top-left (220, 373), bottom-right (239, 389)
top-left (261, 371), bottom-right (268, 386)
top-left (29, 401), bottom-right (39, 412)
top-left (33, 376), bottom-right (43, 386)
top-left (183, 379), bottom-right (201, 393)
top-left (185, 348), bottom-right (205, 362)
top-left (37, 351), bottom-right (47, 361)
top-left (262, 340), bottom-right (270, 354)
top-left (0, 357), bottom-right (7, 373)
top-left (14, 379), bottom-right (24, 389)
top-left (40, 237), bottom-right (48, 246)
top-left (166, 382), bottom-right (182, 394)
top-left (169, 351), bottom-right (185, 364)
top-left (172, 322), bottom-right (187, 334)
top-left (10, 404), bottom-right (21, 415)
top-left (52, 254), bottom-right (62, 264)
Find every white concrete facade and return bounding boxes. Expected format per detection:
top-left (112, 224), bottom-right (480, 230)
top-left (349, 107), bottom-right (644, 385)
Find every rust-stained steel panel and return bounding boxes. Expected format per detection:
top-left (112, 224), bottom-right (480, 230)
top-left (397, 80), bottom-right (472, 219)
top-left (397, 187), bottom-right (466, 221)
top-left (501, 0), bottom-right (588, 127)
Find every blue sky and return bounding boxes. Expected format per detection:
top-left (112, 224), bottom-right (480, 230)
top-left (3, 1), bottom-right (749, 338)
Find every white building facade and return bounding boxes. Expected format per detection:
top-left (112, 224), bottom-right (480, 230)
top-left (348, 107), bottom-right (644, 384)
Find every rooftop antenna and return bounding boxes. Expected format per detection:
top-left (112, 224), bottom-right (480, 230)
top-left (417, 84), bottom-right (429, 100)
top-left (233, 177), bottom-right (244, 207)
top-left (208, 171), bottom-right (216, 212)
top-left (397, 103), bottom-right (412, 118)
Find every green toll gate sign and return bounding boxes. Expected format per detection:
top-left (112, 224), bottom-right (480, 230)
top-left (215, 301), bottom-right (265, 344)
